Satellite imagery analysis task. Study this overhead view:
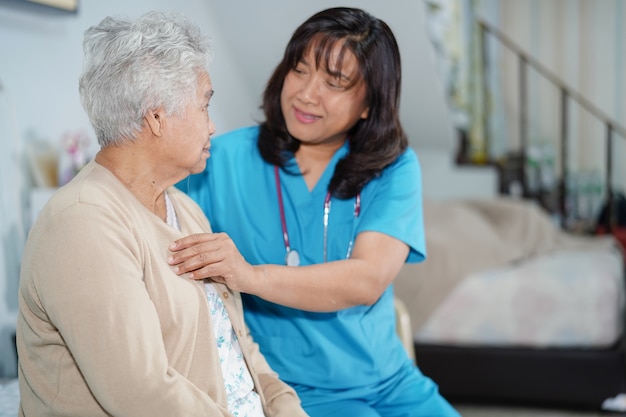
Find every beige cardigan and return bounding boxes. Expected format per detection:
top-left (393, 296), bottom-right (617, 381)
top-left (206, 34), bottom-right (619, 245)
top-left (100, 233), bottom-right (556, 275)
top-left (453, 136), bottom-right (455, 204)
top-left (17, 160), bottom-right (308, 417)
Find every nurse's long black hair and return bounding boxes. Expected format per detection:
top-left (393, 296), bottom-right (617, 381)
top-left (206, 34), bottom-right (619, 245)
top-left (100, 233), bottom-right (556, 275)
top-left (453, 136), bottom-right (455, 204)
top-left (258, 7), bottom-right (407, 200)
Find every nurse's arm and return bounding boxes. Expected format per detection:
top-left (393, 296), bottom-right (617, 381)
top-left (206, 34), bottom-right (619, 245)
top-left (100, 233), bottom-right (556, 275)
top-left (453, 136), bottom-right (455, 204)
top-left (169, 231), bottom-right (408, 312)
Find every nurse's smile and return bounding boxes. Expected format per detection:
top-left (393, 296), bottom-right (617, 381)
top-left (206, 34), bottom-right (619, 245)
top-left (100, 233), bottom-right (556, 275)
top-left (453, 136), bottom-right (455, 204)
top-left (294, 107), bottom-right (320, 124)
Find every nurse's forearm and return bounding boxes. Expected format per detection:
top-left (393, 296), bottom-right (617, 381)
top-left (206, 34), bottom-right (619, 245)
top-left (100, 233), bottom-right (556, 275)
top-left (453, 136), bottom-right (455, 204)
top-left (244, 231), bottom-right (410, 312)
top-left (249, 260), bottom-right (386, 311)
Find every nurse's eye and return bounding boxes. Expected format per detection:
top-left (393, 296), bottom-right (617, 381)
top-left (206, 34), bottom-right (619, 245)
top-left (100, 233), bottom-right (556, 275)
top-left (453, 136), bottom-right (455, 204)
top-left (293, 63), bottom-right (308, 75)
top-left (327, 79), bottom-right (342, 89)
top-left (326, 75), bottom-right (349, 90)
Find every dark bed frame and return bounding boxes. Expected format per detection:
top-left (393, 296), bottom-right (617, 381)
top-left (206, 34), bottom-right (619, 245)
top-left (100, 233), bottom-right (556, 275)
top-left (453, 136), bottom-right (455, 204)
top-left (414, 340), bottom-right (626, 410)
top-left (410, 241), bottom-right (626, 411)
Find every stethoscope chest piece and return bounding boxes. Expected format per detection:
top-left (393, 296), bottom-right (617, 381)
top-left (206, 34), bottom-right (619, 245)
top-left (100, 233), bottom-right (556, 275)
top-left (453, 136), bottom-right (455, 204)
top-left (285, 249), bottom-right (300, 267)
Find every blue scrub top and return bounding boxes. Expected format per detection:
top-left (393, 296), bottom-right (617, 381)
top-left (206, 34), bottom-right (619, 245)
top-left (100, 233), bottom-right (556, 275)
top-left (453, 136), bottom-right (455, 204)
top-left (180, 126), bottom-right (426, 390)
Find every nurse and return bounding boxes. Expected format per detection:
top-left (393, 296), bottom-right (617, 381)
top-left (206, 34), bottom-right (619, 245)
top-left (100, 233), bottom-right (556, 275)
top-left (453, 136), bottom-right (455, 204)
top-left (170, 7), bottom-right (460, 417)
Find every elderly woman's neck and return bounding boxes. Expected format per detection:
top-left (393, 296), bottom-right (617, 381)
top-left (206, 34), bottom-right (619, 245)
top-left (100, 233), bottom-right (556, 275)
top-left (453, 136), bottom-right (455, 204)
top-left (95, 144), bottom-right (169, 221)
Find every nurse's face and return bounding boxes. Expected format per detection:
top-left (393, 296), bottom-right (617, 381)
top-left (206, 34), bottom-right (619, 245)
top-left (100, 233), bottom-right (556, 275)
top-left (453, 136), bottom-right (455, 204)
top-left (280, 41), bottom-right (370, 148)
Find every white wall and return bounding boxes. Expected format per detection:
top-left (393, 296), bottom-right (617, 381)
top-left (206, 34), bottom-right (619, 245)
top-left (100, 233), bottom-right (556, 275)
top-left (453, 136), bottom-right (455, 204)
top-left (0, 0), bottom-right (457, 377)
top-left (205, 0), bottom-right (457, 148)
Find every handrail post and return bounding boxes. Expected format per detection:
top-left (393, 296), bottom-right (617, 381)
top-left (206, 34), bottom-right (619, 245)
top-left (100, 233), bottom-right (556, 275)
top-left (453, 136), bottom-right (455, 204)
top-left (480, 21), bottom-right (490, 163)
top-left (519, 56), bottom-right (528, 197)
top-left (605, 124), bottom-right (614, 232)
top-left (560, 89), bottom-right (568, 225)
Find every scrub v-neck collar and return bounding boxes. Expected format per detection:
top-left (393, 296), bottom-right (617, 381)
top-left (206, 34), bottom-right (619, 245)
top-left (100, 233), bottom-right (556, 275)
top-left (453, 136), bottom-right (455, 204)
top-left (279, 140), bottom-right (350, 204)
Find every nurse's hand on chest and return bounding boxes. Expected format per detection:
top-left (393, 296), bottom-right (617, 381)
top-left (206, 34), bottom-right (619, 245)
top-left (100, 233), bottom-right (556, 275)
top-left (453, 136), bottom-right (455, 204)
top-left (168, 232), bottom-right (257, 293)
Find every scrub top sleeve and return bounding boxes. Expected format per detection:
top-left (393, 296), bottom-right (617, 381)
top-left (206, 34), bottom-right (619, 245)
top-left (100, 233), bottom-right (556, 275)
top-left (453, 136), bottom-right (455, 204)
top-left (357, 148), bottom-right (426, 264)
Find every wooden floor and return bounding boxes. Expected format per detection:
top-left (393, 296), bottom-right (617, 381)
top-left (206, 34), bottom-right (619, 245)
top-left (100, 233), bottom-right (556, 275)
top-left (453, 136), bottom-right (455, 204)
top-left (454, 403), bottom-right (626, 417)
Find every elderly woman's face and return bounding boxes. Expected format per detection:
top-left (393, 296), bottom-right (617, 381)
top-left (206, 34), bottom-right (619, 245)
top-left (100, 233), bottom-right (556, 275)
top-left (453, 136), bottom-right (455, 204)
top-left (165, 71), bottom-right (215, 176)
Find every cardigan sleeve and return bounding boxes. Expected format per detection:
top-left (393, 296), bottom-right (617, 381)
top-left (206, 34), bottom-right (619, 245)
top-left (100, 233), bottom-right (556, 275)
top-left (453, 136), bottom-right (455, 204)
top-left (243, 324), bottom-right (310, 417)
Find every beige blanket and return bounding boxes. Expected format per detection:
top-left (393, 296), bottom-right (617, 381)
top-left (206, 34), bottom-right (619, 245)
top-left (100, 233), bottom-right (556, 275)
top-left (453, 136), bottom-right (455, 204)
top-left (394, 197), bottom-right (617, 333)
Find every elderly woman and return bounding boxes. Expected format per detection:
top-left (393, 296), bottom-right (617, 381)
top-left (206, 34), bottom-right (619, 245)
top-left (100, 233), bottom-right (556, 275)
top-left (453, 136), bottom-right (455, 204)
top-left (16, 11), bottom-right (308, 417)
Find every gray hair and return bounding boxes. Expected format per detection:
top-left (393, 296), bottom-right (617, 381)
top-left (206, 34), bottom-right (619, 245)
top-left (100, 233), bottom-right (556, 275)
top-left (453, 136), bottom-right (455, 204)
top-left (79, 11), bottom-right (211, 147)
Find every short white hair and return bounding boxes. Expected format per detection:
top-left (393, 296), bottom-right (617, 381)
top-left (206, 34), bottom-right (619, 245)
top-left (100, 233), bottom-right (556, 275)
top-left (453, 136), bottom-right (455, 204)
top-left (79, 11), bottom-right (211, 147)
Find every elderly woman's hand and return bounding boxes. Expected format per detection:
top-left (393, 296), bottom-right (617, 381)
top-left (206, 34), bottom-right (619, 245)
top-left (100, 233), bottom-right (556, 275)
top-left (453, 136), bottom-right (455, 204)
top-left (168, 233), bottom-right (256, 293)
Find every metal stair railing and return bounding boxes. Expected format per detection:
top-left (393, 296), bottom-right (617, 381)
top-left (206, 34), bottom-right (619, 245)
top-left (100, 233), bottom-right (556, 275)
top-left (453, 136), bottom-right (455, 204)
top-left (477, 18), bottom-right (626, 231)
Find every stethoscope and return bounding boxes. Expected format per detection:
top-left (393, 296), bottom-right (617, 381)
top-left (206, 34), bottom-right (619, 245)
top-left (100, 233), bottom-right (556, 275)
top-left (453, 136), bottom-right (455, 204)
top-left (274, 165), bottom-right (360, 266)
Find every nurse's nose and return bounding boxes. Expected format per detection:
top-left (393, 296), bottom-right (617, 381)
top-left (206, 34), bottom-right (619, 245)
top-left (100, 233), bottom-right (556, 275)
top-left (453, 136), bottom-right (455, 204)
top-left (298, 74), bottom-right (322, 105)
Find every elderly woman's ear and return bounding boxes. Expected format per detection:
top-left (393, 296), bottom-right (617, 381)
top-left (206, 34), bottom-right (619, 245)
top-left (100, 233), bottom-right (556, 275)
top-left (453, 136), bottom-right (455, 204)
top-left (145, 109), bottom-right (164, 137)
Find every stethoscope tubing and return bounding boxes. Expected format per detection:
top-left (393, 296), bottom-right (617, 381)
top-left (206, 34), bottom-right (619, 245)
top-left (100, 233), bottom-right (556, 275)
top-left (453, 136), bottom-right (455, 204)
top-left (274, 165), bottom-right (360, 265)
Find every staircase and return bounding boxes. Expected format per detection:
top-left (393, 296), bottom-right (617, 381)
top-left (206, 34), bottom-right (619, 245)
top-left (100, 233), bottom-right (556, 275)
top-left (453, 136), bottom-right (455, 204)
top-left (457, 18), bottom-right (626, 233)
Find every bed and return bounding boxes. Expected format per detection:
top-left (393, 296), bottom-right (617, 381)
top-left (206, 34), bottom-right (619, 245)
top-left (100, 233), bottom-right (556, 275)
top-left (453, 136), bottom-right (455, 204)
top-left (394, 196), bottom-right (626, 411)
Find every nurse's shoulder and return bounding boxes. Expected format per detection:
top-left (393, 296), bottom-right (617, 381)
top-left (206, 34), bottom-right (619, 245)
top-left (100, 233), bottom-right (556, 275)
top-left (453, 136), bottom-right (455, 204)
top-left (211, 125), bottom-right (260, 156)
